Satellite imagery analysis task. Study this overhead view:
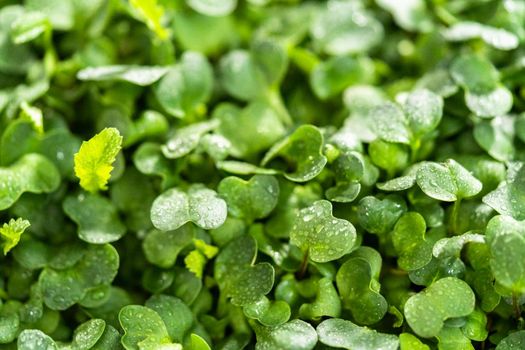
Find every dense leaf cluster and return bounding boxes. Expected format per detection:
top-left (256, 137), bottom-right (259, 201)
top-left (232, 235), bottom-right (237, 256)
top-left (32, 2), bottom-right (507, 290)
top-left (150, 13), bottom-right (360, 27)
top-left (1, 0), bottom-right (525, 349)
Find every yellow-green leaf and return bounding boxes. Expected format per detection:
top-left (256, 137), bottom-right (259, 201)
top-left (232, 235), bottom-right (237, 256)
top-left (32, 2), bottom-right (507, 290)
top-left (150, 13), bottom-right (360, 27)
top-left (129, 0), bottom-right (170, 40)
top-left (0, 218), bottom-right (30, 254)
top-left (74, 128), bottom-right (123, 193)
top-left (185, 250), bottom-right (207, 278)
top-left (194, 239), bottom-right (219, 259)
top-left (20, 101), bottom-right (43, 134)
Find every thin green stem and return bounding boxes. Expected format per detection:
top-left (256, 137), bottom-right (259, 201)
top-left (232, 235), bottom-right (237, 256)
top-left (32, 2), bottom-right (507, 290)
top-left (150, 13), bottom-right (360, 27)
top-left (409, 138), bottom-right (421, 164)
top-left (267, 89), bottom-right (293, 127)
top-left (450, 197), bottom-right (462, 234)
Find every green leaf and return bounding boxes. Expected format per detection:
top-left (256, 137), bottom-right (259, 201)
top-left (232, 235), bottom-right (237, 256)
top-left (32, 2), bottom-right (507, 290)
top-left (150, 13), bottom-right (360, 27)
top-left (404, 277), bottom-right (475, 338)
top-left (299, 277), bottom-right (342, 320)
top-left (436, 327), bottom-right (473, 350)
top-left (74, 128), bottom-right (123, 193)
top-left (443, 22), bottom-right (519, 50)
top-left (450, 54), bottom-right (499, 94)
top-left (310, 56), bottom-right (373, 99)
top-left (143, 225), bottom-right (194, 268)
top-left (357, 195), bottom-right (407, 235)
top-left (218, 175), bottom-right (279, 221)
top-left (189, 334), bottom-right (211, 350)
top-left (376, 0), bottom-right (433, 32)
top-left (402, 89), bottom-right (444, 136)
top-left (464, 86), bottom-right (513, 118)
top-left (119, 305), bottom-right (173, 349)
top-left (161, 119), bottom-right (218, 159)
top-left (473, 115), bottom-right (515, 162)
top-left (215, 235), bottom-right (274, 306)
top-left (0, 218), bottom-right (30, 254)
top-left (145, 295), bottom-right (193, 343)
top-left (92, 325), bottom-right (122, 350)
top-left (392, 212), bottom-right (434, 270)
top-left (216, 102), bottom-right (286, 158)
top-left (219, 41), bottom-right (287, 101)
top-left (416, 160), bottom-right (482, 201)
top-left (482, 164), bottom-right (525, 220)
top-left (11, 11), bottom-right (50, 44)
top-left (369, 140), bottom-right (409, 174)
top-left (72, 319), bottom-right (106, 350)
top-left (244, 296), bottom-right (291, 326)
top-left (450, 54), bottom-right (512, 117)
top-left (310, 1), bottom-right (383, 55)
top-left (18, 329), bottom-right (58, 350)
top-left (370, 102), bottom-right (411, 144)
top-left (25, 0), bottom-right (74, 30)
top-left (290, 200), bottom-right (356, 262)
top-left (0, 153), bottom-right (60, 210)
top-left (317, 318), bottom-right (399, 350)
top-left (154, 52), bottom-right (213, 118)
top-left (186, 0), bottom-right (237, 16)
top-left (336, 248), bottom-right (387, 325)
top-left (77, 66), bottom-right (169, 86)
top-left (184, 250), bottom-right (207, 278)
top-left (129, 0), bottom-right (170, 40)
top-left (461, 308), bottom-right (487, 342)
top-left (400, 333), bottom-right (429, 350)
top-left (39, 244), bottom-right (119, 310)
top-left (253, 319), bottom-right (318, 350)
top-left (262, 125), bottom-right (328, 182)
top-left (432, 233), bottom-right (485, 261)
top-left (150, 185), bottom-right (227, 231)
top-left (63, 193), bottom-right (126, 244)
top-left (485, 215), bottom-right (525, 293)
top-left (496, 330), bottom-right (525, 349)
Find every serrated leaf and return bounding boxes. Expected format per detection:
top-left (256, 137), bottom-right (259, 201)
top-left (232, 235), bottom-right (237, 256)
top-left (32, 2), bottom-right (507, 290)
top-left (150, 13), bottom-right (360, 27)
top-left (184, 250), bottom-right (206, 278)
top-left (0, 218), bottom-right (30, 254)
top-left (74, 128), bottom-right (123, 193)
